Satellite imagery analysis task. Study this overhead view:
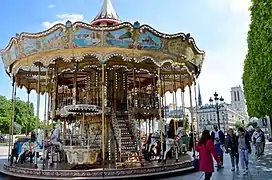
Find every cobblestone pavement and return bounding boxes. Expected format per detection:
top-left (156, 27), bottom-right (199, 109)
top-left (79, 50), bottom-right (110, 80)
top-left (158, 143), bottom-right (272, 180)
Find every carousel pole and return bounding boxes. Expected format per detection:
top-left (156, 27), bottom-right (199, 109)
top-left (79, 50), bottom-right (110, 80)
top-left (42, 68), bottom-right (48, 170)
top-left (162, 75), bottom-right (167, 131)
top-left (188, 82), bottom-right (196, 157)
top-left (8, 76), bottom-right (16, 164)
top-left (193, 77), bottom-right (200, 139)
top-left (171, 66), bottom-right (177, 134)
top-left (101, 61), bottom-right (106, 172)
top-left (26, 89), bottom-right (30, 135)
top-left (34, 65), bottom-right (41, 167)
top-left (157, 67), bottom-right (164, 158)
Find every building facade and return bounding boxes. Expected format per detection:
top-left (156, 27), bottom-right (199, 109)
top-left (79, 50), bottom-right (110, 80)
top-left (197, 85), bottom-right (248, 132)
top-left (197, 104), bottom-right (246, 132)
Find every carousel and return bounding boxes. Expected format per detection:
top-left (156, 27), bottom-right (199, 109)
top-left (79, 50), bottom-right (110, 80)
top-left (0, 0), bottom-right (204, 179)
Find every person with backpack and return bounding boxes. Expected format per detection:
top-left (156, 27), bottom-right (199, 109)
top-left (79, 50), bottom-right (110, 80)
top-left (225, 128), bottom-right (239, 171)
top-left (196, 130), bottom-right (221, 180)
top-left (252, 127), bottom-right (263, 157)
top-left (238, 127), bottom-right (251, 175)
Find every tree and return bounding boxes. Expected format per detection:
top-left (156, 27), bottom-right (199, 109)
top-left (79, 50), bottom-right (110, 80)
top-left (235, 120), bottom-right (243, 129)
top-left (242, 1), bottom-right (272, 133)
top-left (0, 95), bottom-right (38, 134)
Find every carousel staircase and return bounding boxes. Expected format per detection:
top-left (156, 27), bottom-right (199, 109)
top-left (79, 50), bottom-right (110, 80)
top-left (115, 111), bottom-right (139, 162)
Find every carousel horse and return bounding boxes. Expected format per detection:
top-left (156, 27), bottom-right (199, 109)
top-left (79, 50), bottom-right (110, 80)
top-left (162, 127), bottom-right (184, 163)
top-left (143, 132), bottom-right (161, 161)
top-left (48, 123), bottom-right (63, 166)
top-left (17, 130), bottom-right (45, 164)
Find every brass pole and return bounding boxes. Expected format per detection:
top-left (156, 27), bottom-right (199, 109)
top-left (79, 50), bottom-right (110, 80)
top-left (42, 68), bottom-right (48, 170)
top-left (193, 78), bottom-right (200, 139)
top-left (35, 65), bottom-right (41, 166)
top-left (101, 63), bottom-right (106, 170)
top-left (172, 67), bottom-right (177, 134)
top-left (157, 67), bottom-right (163, 157)
top-left (189, 84), bottom-right (196, 154)
top-left (8, 76), bottom-right (16, 164)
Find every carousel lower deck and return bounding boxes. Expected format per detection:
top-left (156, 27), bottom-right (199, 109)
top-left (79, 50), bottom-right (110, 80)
top-left (0, 153), bottom-right (194, 179)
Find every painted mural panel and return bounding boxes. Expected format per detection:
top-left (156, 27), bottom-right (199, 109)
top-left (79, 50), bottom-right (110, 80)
top-left (105, 28), bottom-right (133, 48)
top-left (74, 28), bottom-right (101, 47)
top-left (9, 43), bottom-right (19, 62)
top-left (139, 31), bottom-right (162, 50)
top-left (42, 29), bottom-right (65, 51)
top-left (22, 37), bottom-right (42, 56)
top-left (73, 28), bottom-right (102, 47)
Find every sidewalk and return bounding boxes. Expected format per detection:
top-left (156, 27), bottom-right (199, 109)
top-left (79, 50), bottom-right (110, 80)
top-left (160, 143), bottom-right (272, 180)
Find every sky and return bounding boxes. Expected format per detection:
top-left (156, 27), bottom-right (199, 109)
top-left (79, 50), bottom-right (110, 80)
top-left (0, 0), bottom-right (251, 119)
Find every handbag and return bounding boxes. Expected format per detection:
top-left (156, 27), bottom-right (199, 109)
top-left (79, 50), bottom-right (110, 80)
top-left (193, 155), bottom-right (199, 170)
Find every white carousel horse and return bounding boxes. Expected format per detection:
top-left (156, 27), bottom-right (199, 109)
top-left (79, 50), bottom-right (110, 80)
top-left (49, 123), bottom-right (63, 166)
top-left (162, 127), bottom-right (184, 162)
top-left (17, 130), bottom-right (44, 164)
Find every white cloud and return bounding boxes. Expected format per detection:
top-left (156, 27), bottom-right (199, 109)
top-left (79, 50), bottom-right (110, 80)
top-left (48, 4), bottom-right (56, 9)
top-left (42, 14), bottom-right (84, 28)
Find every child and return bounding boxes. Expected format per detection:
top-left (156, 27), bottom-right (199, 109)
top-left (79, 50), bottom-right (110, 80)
top-left (237, 127), bottom-right (251, 175)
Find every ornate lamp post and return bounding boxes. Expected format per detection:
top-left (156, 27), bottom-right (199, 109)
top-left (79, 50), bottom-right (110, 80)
top-left (209, 92), bottom-right (224, 130)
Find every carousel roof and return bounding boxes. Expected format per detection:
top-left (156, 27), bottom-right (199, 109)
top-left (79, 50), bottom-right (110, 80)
top-left (91, 0), bottom-right (121, 26)
top-left (0, 1), bottom-right (205, 93)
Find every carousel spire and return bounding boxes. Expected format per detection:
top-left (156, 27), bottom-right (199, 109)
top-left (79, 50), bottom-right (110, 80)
top-left (91, 0), bottom-right (121, 26)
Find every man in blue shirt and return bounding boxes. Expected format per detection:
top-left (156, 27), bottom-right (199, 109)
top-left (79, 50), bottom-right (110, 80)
top-left (211, 125), bottom-right (225, 168)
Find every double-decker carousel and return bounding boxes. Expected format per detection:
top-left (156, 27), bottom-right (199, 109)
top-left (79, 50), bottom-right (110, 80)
top-left (0, 0), bottom-right (204, 179)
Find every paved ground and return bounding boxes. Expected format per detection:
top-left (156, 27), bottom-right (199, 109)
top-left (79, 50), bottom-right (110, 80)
top-left (159, 143), bottom-right (272, 180)
top-left (1, 144), bottom-right (272, 180)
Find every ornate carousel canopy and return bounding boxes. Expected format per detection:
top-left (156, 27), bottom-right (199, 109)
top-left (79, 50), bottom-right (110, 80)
top-left (0, 0), bottom-right (205, 93)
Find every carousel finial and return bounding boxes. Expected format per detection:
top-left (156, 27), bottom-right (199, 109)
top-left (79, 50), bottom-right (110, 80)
top-left (91, 0), bottom-right (121, 26)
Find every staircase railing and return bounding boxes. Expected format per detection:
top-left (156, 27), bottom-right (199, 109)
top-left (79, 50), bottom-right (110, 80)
top-left (110, 108), bottom-right (121, 155)
top-left (127, 109), bottom-right (141, 152)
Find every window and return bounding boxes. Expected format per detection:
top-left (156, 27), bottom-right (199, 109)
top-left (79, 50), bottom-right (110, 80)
top-left (237, 91), bottom-right (240, 101)
top-left (234, 91), bottom-right (237, 101)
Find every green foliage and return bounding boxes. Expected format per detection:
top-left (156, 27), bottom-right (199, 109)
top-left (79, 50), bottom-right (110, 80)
top-left (242, 0), bottom-right (272, 118)
top-left (235, 120), bottom-right (243, 129)
top-left (0, 95), bottom-right (38, 134)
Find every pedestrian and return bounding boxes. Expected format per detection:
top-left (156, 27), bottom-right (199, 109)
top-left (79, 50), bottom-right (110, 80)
top-left (237, 127), bottom-right (251, 175)
top-left (252, 126), bottom-right (263, 156)
top-left (211, 125), bottom-right (225, 167)
top-left (225, 128), bottom-right (239, 171)
top-left (260, 129), bottom-right (265, 155)
top-left (196, 130), bottom-right (221, 180)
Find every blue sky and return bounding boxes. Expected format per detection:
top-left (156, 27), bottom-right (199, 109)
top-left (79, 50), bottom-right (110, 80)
top-left (0, 0), bottom-right (251, 118)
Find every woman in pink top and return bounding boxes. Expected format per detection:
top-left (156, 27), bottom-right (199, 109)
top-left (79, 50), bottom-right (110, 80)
top-left (196, 130), bottom-right (221, 180)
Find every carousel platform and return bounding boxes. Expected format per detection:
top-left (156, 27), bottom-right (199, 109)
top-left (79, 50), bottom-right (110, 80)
top-left (0, 154), bottom-right (194, 179)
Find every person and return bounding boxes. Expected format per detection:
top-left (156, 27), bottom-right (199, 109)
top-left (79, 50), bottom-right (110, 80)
top-left (225, 128), bottom-right (239, 171)
top-left (237, 127), bottom-right (251, 175)
top-left (260, 129), bottom-right (265, 155)
top-left (211, 125), bottom-right (225, 167)
top-left (251, 127), bottom-right (263, 156)
top-left (196, 130), bottom-right (221, 180)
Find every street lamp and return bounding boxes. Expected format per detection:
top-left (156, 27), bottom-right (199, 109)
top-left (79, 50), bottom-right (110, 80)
top-left (209, 92), bottom-right (224, 130)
